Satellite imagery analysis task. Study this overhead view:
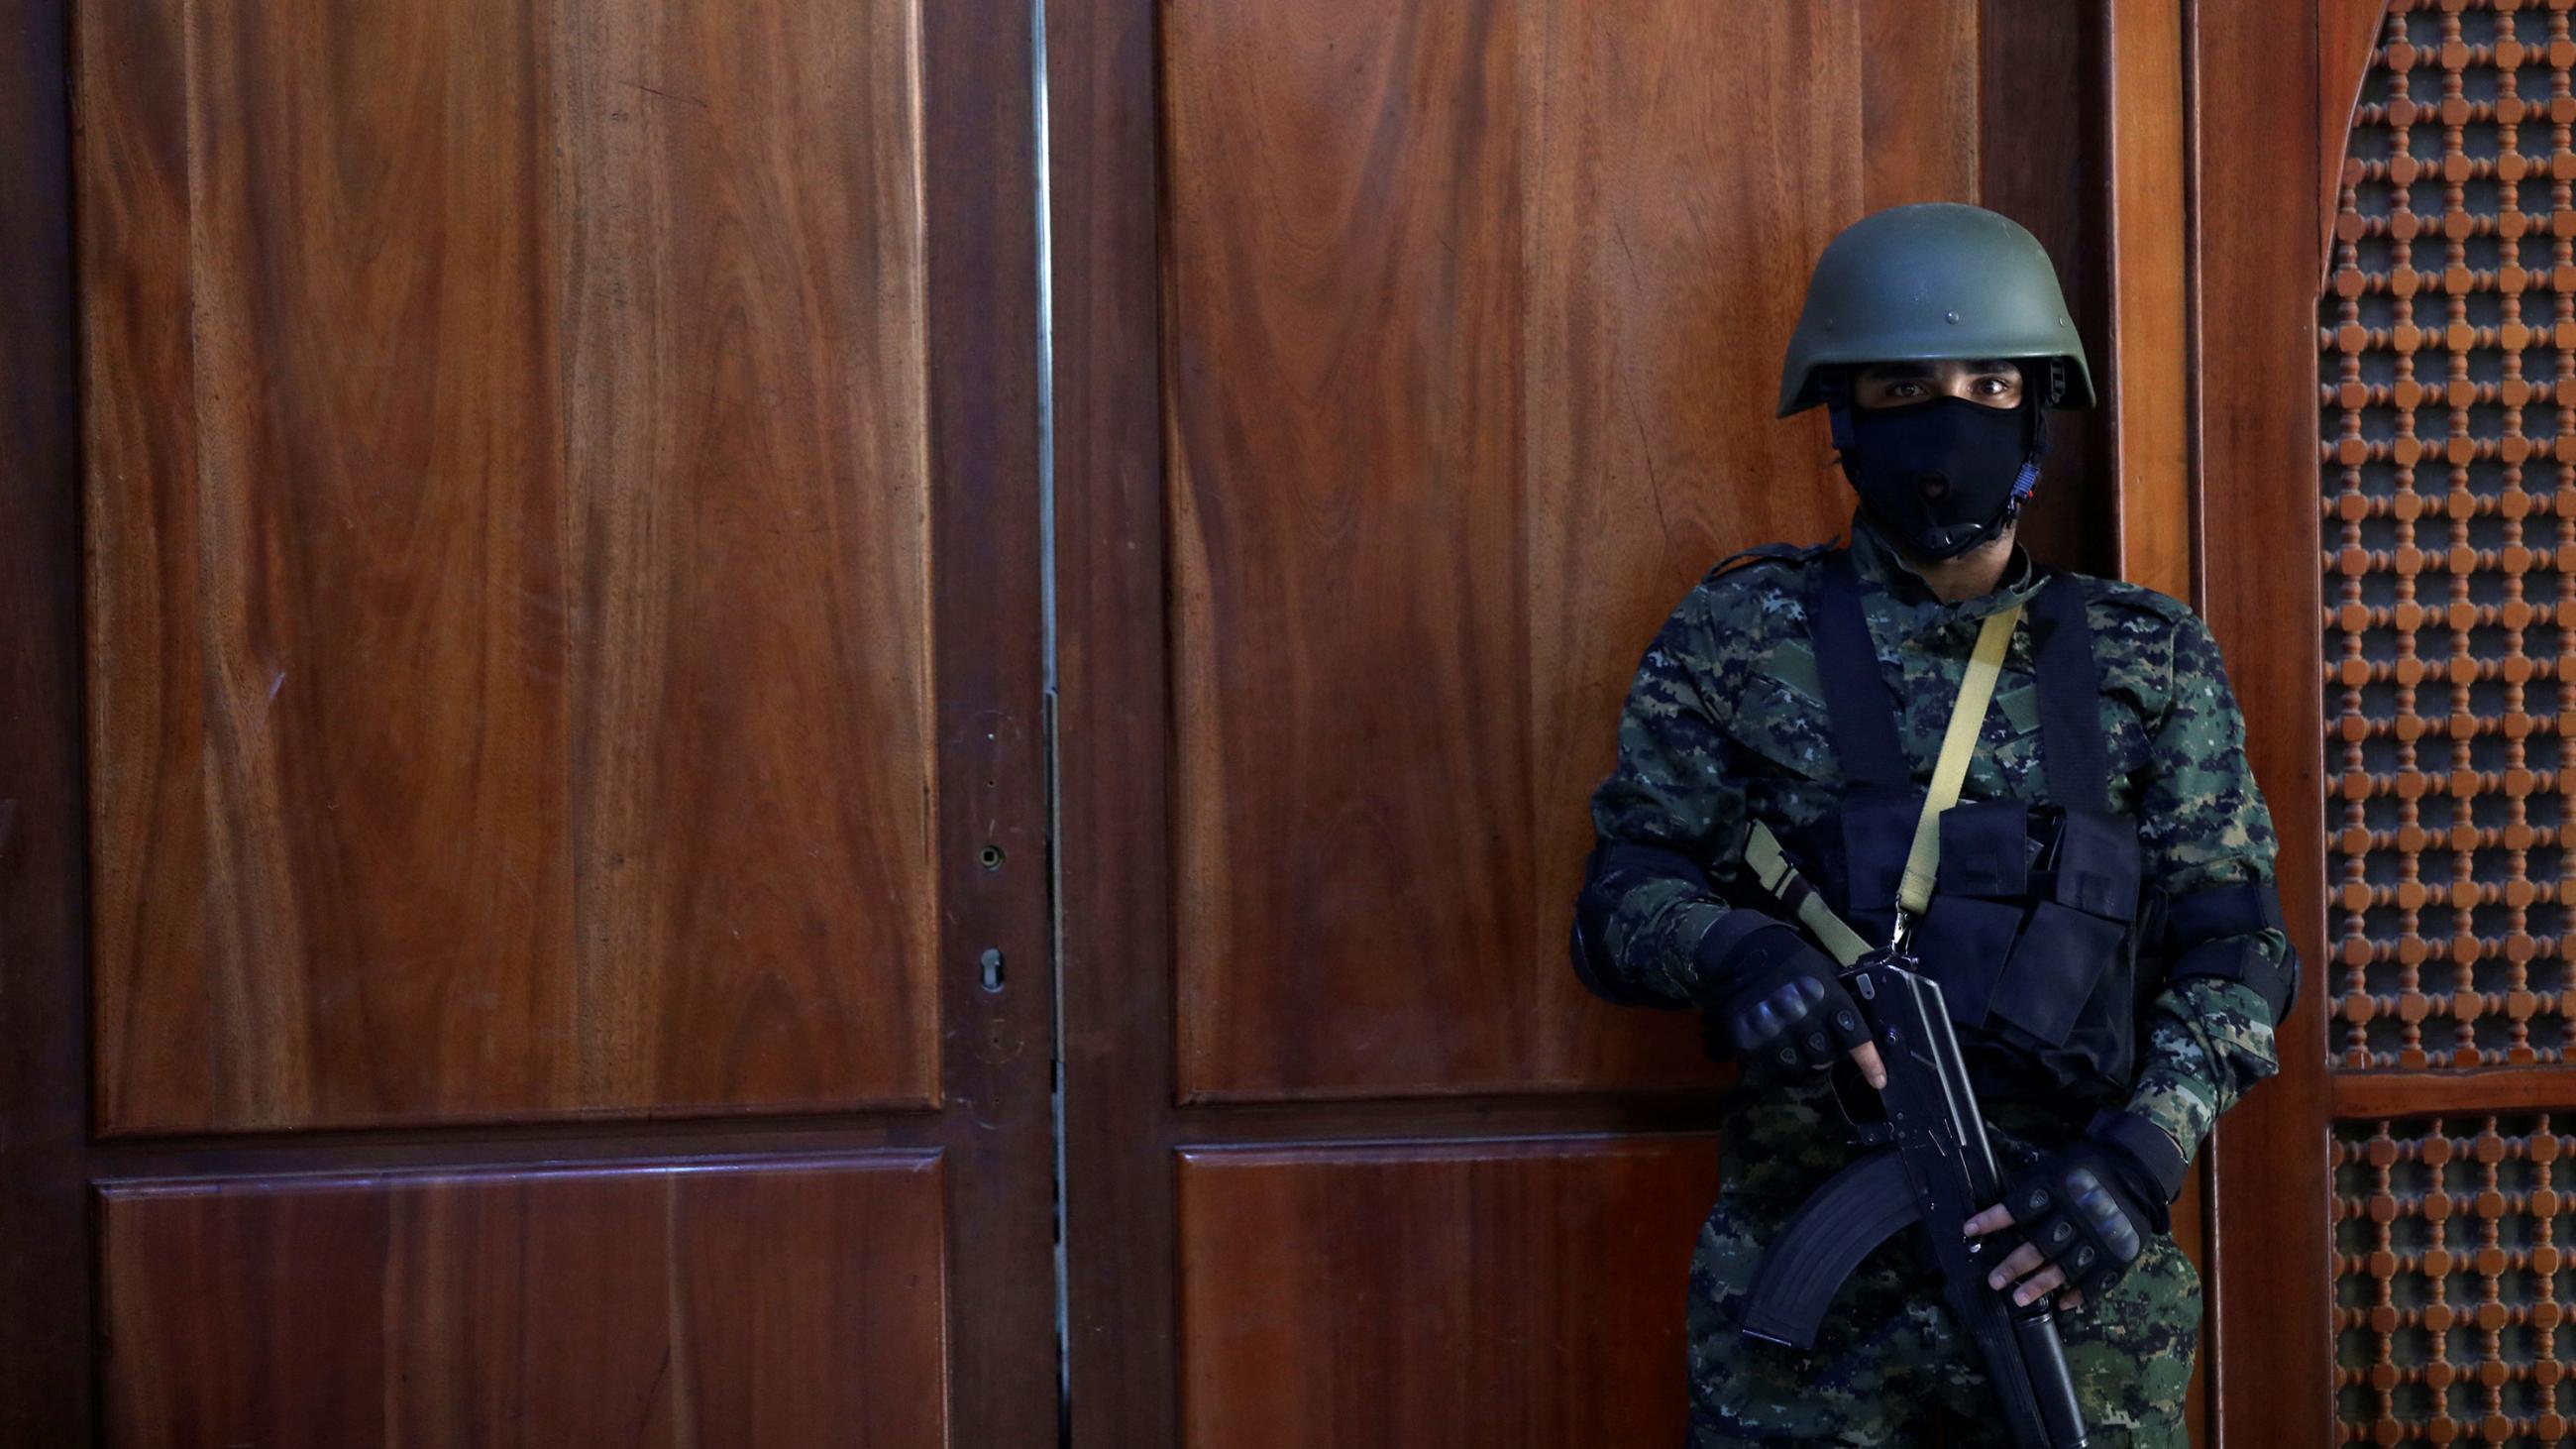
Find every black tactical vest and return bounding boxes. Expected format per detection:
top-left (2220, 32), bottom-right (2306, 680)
top-left (1769, 549), bottom-right (2158, 1111)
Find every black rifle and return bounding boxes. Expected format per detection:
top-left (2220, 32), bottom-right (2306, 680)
top-left (1739, 945), bottom-right (2089, 1449)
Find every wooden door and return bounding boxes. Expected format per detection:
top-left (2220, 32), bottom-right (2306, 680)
top-left (0, 0), bottom-right (1054, 1441)
top-left (1049, 2), bottom-right (2129, 1444)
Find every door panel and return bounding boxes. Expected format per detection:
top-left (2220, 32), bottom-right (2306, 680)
top-left (80, 0), bottom-right (939, 1137)
top-left (1176, 1140), bottom-right (1720, 1448)
top-left (4, 0), bottom-right (1049, 1437)
top-left (101, 1157), bottom-right (947, 1445)
top-left (2195, 0), bottom-right (2336, 1443)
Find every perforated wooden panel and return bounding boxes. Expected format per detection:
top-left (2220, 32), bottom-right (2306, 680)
top-left (2325, 6), bottom-right (2576, 1444)
top-left (2333, 1115), bottom-right (2576, 1443)
top-left (2324, 0), bottom-right (2576, 1073)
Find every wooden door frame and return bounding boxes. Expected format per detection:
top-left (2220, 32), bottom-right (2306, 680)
top-left (0, 0), bottom-right (93, 1436)
top-left (2190, 0), bottom-right (2336, 1443)
top-left (0, 1), bottom-right (1059, 1440)
top-left (2192, 2), bottom-right (2576, 1441)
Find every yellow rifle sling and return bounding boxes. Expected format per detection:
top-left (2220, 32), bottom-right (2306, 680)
top-left (1897, 602), bottom-right (2023, 921)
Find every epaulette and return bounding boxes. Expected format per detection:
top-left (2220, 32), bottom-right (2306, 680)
top-left (1700, 541), bottom-right (1825, 589)
top-left (2076, 572), bottom-right (2199, 626)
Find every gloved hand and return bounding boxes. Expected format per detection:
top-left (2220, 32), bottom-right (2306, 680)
top-left (1969, 1109), bottom-right (2189, 1306)
top-left (1696, 919), bottom-right (1874, 1080)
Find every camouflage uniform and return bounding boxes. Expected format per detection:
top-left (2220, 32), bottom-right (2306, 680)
top-left (1585, 514), bottom-right (2285, 1446)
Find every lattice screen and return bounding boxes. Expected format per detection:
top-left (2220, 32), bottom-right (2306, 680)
top-left (2327, 4), bottom-right (2576, 1443)
top-left (2333, 1115), bottom-right (2576, 1443)
top-left (2324, 0), bottom-right (2576, 1074)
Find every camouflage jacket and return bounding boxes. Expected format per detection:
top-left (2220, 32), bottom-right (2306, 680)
top-left (1585, 512), bottom-right (2286, 1171)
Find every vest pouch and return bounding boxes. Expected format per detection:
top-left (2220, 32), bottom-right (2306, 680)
top-left (2048, 809), bottom-right (2143, 922)
top-left (1990, 900), bottom-right (2124, 1048)
top-left (2006, 907), bottom-right (2142, 1101)
top-left (1912, 892), bottom-right (2023, 1030)
top-left (1936, 800), bottom-right (2031, 899)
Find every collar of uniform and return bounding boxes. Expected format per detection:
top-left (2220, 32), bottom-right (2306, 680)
top-left (1845, 508), bottom-right (2045, 627)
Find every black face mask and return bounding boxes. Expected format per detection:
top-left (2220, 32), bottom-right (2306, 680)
top-left (1831, 395), bottom-right (2043, 560)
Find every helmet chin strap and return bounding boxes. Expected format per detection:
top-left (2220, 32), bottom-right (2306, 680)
top-left (1890, 496), bottom-right (2019, 563)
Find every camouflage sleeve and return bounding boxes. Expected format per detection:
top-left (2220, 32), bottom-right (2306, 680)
top-left (2122, 610), bottom-right (2287, 1162)
top-left (1579, 586), bottom-right (1758, 1009)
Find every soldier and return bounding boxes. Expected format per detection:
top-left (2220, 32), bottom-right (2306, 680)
top-left (1571, 203), bottom-right (2296, 1447)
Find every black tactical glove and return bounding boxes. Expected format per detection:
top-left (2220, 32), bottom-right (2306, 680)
top-left (1994, 1109), bottom-right (2189, 1300)
top-left (1696, 918), bottom-right (1870, 1076)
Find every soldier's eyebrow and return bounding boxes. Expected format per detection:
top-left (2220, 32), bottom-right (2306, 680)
top-left (1862, 362), bottom-right (1937, 379)
top-left (1964, 358), bottom-right (2021, 375)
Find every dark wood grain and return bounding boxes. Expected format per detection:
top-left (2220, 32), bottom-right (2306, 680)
top-left (89, 0), bottom-right (582, 1131)
top-left (0, 0), bottom-right (90, 1436)
top-left (2189, 0), bottom-right (2332, 1443)
top-left (1161, 0), bottom-right (1541, 1104)
top-left (1176, 1138), bottom-right (1721, 1448)
top-left (1164, 0), bottom-right (1998, 1105)
top-left (75, 0), bottom-right (207, 1140)
top-left (78, 0), bottom-right (940, 1133)
top-left (100, 1157), bottom-right (948, 1445)
top-left (558, 0), bottom-right (939, 1117)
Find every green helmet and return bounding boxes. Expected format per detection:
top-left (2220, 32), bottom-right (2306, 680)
top-left (1775, 202), bottom-right (2093, 417)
